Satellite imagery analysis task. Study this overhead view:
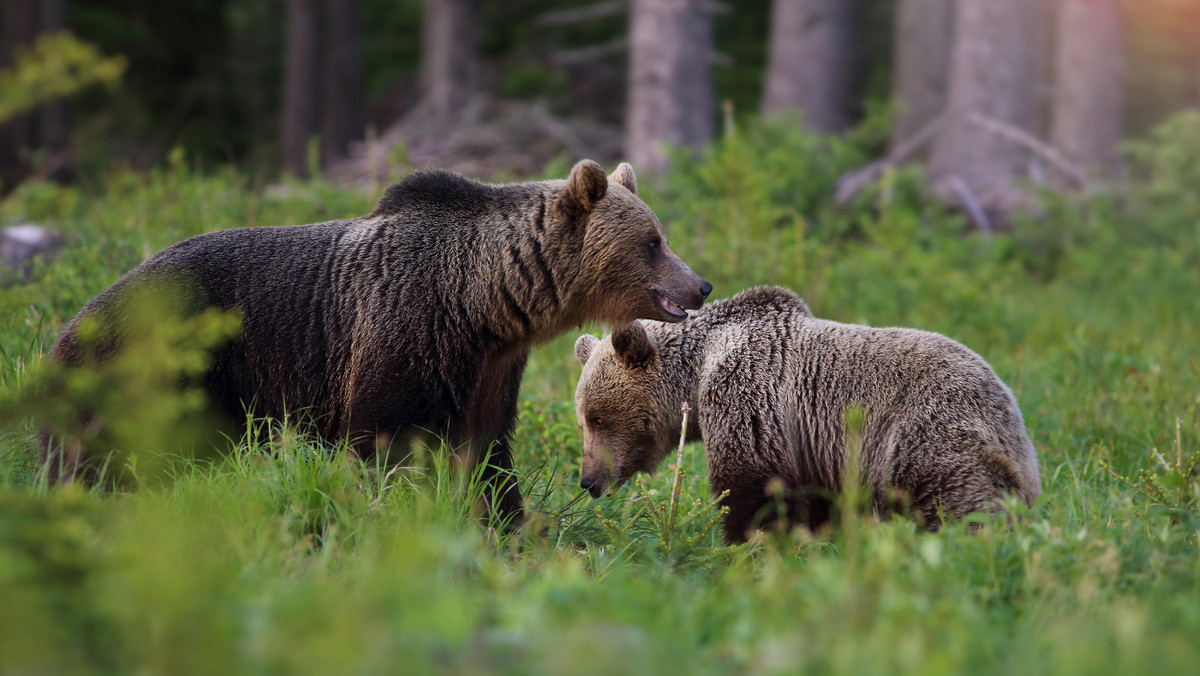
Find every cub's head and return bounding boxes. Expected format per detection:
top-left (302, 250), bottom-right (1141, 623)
top-left (572, 322), bottom-right (679, 498)
top-left (558, 160), bottom-right (711, 326)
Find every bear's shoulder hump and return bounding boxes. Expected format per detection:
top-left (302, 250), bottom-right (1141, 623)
top-left (723, 285), bottom-right (812, 317)
top-left (371, 170), bottom-right (497, 216)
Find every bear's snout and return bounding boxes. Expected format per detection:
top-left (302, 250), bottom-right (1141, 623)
top-left (647, 246), bottom-right (711, 322)
top-left (580, 473), bottom-right (606, 498)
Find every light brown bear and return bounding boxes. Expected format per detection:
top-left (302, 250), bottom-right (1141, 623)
top-left (573, 286), bottom-right (1040, 542)
top-left (43, 160), bottom-right (711, 527)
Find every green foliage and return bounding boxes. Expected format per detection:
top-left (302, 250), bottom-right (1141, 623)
top-left (0, 32), bottom-right (125, 125)
top-left (1, 265), bottom-right (243, 487)
top-left (0, 489), bottom-right (116, 672)
top-left (2, 116), bottom-right (1200, 673)
top-left (1099, 417), bottom-right (1200, 525)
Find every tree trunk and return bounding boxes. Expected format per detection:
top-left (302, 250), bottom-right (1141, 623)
top-left (0, 0), bottom-right (36, 67)
top-left (1050, 0), bottom-right (1123, 177)
top-left (929, 0), bottom-right (1040, 209)
top-left (320, 0), bottom-right (363, 165)
top-left (281, 0), bottom-right (319, 176)
top-left (37, 0), bottom-right (70, 163)
top-left (890, 0), bottom-right (955, 151)
top-left (761, 0), bottom-right (857, 134)
top-left (626, 0), bottom-right (715, 173)
top-left (0, 0), bottom-right (39, 185)
top-left (678, 1), bottom-right (714, 147)
top-left (420, 0), bottom-right (478, 117)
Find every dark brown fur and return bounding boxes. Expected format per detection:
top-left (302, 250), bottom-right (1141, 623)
top-left (42, 160), bottom-right (711, 526)
top-left (574, 286), bottom-right (1041, 542)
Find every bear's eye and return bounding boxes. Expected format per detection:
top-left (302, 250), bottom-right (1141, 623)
top-left (647, 238), bottom-right (660, 251)
top-left (640, 415), bottom-right (651, 429)
top-left (589, 416), bottom-right (604, 429)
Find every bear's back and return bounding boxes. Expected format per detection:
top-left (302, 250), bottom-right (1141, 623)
top-left (789, 316), bottom-right (1037, 490)
top-left (690, 288), bottom-right (1019, 431)
top-left (691, 289), bottom-right (1036, 493)
top-left (791, 317), bottom-right (1017, 423)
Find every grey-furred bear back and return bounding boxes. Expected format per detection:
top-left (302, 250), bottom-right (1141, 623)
top-left (573, 286), bottom-right (1041, 542)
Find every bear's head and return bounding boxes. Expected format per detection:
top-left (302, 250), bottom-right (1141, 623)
top-left (560, 160), bottom-right (711, 326)
top-left (572, 322), bottom-right (680, 498)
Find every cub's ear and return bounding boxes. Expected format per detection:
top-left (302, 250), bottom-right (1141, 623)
top-left (612, 322), bottom-right (656, 368)
top-left (562, 159), bottom-right (608, 215)
top-left (608, 162), bottom-right (637, 195)
top-left (575, 334), bottom-right (600, 365)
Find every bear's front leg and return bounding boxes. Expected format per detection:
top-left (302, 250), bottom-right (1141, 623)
top-left (456, 349), bottom-right (529, 530)
top-left (711, 473), bottom-right (787, 544)
top-left (472, 437), bottom-right (524, 529)
top-left (712, 474), bottom-right (832, 544)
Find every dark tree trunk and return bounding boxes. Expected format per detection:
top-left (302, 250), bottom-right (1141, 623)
top-left (626, 0), bottom-right (715, 173)
top-left (929, 0), bottom-right (1040, 209)
top-left (38, 0), bottom-right (70, 171)
top-left (420, 0), bottom-right (478, 117)
top-left (890, 0), bottom-right (955, 151)
top-left (1050, 0), bottom-right (1123, 177)
top-left (761, 0), bottom-right (857, 134)
top-left (0, 0), bottom-right (36, 66)
top-left (677, 1), bottom-right (714, 147)
top-left (320, 0), bottom-right (363, 164)
top-left (281, 0), bottom-right (319, 176)
top-left (0, 0), bottom-right (39, 185)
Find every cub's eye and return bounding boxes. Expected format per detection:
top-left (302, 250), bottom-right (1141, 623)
top-left (640, 415), bottom-right (652, 429)
top-left (589, 416), bottom-right (604, 429)
top-left (647, 239), bottom-right (660, 251)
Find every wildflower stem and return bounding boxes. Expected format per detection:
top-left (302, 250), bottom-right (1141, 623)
top-left (665, 401), bottom-right (691, 554)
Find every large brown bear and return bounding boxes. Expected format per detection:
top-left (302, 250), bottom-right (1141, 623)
top-left (42, 160), bottom-right (711, 526)
top-left (572, 286), bottom-right (1040, 543)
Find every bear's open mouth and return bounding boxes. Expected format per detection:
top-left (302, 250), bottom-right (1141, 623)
top-left (658, 292), bottom-right (688, 318)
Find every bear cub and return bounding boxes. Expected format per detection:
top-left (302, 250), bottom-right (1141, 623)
top-left (573, 286), bottom-right (1041, 542)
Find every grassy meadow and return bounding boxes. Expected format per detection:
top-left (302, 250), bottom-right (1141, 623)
top-left (1, 117), bottom-right (1199, 675)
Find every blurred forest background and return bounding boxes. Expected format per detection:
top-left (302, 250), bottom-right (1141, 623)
top-left (4, 0), bottom-right (1200, 216)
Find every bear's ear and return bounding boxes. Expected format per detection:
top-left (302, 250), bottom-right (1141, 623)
top-left (575, 334), bottom-right (600, 365)
top-left (562, 159), bottom-right (608, 215)
top-left (608, 162), bottom-right (637, 195)
top-left (612, 322), bottom-right (656, 368)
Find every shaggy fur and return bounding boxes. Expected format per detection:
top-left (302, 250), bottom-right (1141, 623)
top-left (42, 160), bottom-right (712, 526)
top-left (573, 286), bottom-right (1041, 543)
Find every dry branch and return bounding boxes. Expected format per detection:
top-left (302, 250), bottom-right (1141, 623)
top-left (537, 1), bottom-right (626, 26)
top-left (967, 112), bottom-right (1092, 190)
top-left (835, 113), bottom-right (945, 204)
top-left (944, 175), bottom-right (993, 236)
top-left (699, 0), bottom-right (732, 14)
top-left (528, 104), bottom-right (590, 158)
top-left (552, 40), bottom-right (728, 69)
top-left (550, 40), bottom-right (627, 66)
top-left (708, 51), bottom-right (733, 67)
top-left (664, 401), bottom-right (692, 554)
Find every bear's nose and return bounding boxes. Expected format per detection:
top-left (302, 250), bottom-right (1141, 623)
top-left (580, 474), bottom-right (604, 498)
top-left (700, 280), bottom-right (713, 299)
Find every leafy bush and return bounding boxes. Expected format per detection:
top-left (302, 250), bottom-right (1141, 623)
top-left (0, 32), bottom-right (126, 125)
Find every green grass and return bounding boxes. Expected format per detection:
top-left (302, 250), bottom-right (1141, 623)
top-left (2, 116), bottom-right (1199, 675)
